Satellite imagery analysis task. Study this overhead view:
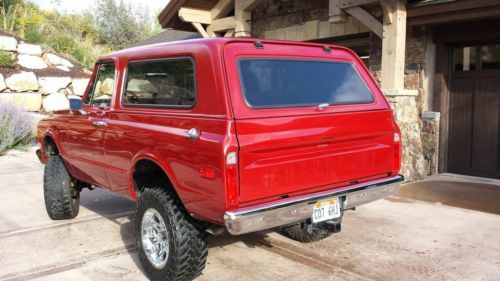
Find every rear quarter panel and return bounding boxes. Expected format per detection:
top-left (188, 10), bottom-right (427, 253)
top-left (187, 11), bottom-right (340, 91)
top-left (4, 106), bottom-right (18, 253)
top-left (105, 42), bottom-right (232, 224)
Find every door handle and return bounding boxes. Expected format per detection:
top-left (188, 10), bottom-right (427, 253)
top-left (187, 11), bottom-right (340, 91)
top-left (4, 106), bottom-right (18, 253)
top-left (93, 121), bottom-right (108, 127)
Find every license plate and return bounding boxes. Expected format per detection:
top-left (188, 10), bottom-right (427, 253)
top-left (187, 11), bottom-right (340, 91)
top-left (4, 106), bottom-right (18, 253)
top-left (312, 197), bottom-right (341, 223)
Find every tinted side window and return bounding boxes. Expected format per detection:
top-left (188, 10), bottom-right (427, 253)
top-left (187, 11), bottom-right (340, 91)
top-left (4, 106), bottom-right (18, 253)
top-left (85, 63), bottom-right (115, 107)
top-left (238, 59), bottom-right (374, 108)
top-left (123, 59), bottom-right (195, 107)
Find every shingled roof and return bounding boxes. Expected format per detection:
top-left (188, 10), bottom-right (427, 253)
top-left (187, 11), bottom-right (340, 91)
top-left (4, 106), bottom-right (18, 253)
top-left (130, 30), bottom-right (201, 47)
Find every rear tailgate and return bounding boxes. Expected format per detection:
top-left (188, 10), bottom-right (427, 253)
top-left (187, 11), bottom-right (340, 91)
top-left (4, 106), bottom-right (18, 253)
top-left (223, 41), bottom-right (399, 204)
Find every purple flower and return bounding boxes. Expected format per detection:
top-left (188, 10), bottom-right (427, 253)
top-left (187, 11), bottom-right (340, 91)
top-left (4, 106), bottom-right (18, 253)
top-left (0, 100), bottom-right (36, 154)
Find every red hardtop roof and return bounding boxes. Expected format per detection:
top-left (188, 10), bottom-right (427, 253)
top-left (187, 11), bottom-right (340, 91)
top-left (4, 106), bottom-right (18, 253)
top-left (98, 37), bottom-right (356, 61)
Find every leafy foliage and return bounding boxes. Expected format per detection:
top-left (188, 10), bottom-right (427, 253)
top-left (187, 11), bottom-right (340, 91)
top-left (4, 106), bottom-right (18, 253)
top-left (93, 0), bottom-right (155, 50)
top-left (0, 100), bottom-right (36, 154)
top-left (0, 50), bottom-right (13, 67)
top-left (0, 0), bottom-right (160, 67)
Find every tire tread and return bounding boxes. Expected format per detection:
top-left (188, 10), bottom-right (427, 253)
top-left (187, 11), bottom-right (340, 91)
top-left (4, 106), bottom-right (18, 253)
top-left (43, 156), bottom-right (79, 220)
top-left (137, 188), bottom-right (208, 281)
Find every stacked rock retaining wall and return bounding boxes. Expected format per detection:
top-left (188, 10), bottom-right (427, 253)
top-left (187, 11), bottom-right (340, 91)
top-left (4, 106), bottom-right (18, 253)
top-left (0, 33), bottom-right (91, 112)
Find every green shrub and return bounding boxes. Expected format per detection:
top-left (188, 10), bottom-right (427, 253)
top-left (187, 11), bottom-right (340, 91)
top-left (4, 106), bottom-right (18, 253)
top-left (47, 34), bottom-right (76, 54)
top-left (0, 51), bottom-right (14, 68)
top-left (72, 46), bottom-right (85, 64)
top-left (25, 26), bottom-right (43, 43)
top-left (0, 100), bottom-right (36, 154)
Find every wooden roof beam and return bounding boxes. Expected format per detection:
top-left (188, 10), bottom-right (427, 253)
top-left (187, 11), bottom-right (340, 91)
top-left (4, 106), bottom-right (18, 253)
top-left (211, 0), bottom-right (234, 20)
top-left (192, 22), bottom-right (210, 38)
top-left (344, 6), bottom-right (383, 38)
top-left (210, 16), bottom-right (237, 32)
top-left (340, 0), bottom-right (379, 9)
top-left (179, 8), bottom-right (212, 25)
top-left (243, 0), bottom-right (266, 11)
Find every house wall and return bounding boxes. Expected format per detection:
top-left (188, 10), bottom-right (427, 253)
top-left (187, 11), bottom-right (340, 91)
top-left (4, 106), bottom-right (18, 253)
top-left (251, 0), bottom-right (439, 181)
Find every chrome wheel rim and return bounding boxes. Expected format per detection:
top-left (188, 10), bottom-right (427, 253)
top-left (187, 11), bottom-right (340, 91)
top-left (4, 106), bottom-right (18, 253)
top-left (141, 208), bottom-right (169, 269)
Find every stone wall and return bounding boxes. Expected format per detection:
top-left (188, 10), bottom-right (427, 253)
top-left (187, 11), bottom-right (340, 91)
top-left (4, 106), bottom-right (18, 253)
top-left (250, 1), bottom-right (438, 181)
top-left (422, 112), bottom-right (440, 176)
top-left (0, 34), bottom-right (90, 112)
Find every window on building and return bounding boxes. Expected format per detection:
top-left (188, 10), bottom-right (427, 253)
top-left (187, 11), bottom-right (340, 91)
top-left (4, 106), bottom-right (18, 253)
top-left (454, 46), bottom-right (477, 71)
top-left (480, 44), bottom-right (500, 70)
top-left (123, 58), bottom-right (195, 107)
top-left (454, 44), bottom-right (500, 71)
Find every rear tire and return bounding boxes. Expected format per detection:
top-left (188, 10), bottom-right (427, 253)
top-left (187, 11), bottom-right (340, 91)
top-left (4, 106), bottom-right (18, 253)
top-left (135, 188), bottom-right (208, 281)
top-left (43, 155), bottom-right (80, 220)
top-left (280, 220), bottom-right (340, 243)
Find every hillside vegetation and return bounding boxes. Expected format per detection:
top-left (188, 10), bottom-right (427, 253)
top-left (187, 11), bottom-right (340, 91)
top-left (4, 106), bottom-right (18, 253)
top-left (0, 0), bottom-right (161, 67)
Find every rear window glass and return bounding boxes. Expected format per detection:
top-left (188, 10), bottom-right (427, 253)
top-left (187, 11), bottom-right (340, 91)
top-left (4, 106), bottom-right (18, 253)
top-left (238, 59), bottom-right (374, 108)
top-left (123, 58), bottom-right (195, 107)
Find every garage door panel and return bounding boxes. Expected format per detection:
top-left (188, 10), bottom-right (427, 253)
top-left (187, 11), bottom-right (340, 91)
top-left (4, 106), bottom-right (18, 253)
top-left (447, 43), bottom-right (500, 179)
top-left (471, 77), bottom-right (500, 173)
top-left (448, 77), bottom-right (474, 173)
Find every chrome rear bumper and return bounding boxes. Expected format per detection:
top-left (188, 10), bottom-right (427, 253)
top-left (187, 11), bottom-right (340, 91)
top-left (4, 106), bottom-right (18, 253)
top-left (224, 175), bottom-right (403, 235)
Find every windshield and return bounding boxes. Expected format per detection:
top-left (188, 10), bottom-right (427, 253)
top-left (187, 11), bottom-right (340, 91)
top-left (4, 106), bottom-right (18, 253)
top-left (238, 59), bottom-right (374, 108)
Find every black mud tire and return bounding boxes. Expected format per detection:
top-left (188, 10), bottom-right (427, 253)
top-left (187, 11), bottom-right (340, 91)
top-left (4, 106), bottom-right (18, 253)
top-left (280, 222), bottom-right (334, 243)
top-left (135, 188), bottom-right (208, 281)
top-left (43, 155), bottom-right (80, 220)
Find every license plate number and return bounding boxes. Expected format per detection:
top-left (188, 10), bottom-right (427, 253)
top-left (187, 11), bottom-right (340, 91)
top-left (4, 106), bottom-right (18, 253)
top-left (312, 197), bottom-right (341, 223)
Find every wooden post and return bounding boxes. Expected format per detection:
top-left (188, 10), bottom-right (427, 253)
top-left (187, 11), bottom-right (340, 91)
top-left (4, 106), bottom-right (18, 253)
top-left (329, 0), bottom-right (347, 23)
top-left (381, 0), bottom-right (407, 91)
top-left (235, 0), bottom-right (251, 37)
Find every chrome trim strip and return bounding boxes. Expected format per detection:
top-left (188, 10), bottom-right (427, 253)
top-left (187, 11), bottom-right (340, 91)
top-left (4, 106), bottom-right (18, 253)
top-left (224, 175), bottom-right (403, 235)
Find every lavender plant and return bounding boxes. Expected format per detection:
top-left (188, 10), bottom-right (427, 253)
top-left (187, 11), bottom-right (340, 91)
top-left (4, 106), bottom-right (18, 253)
top-left (0, 100), bottom-right (36, 155)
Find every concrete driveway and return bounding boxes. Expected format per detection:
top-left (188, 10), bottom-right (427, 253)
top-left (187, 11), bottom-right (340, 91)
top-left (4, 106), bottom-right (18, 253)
top-left (0, 149), bottom-right (499, 281)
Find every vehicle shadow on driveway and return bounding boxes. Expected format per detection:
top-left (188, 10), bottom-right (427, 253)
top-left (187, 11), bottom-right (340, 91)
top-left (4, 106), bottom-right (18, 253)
top-left (79, 189), bottom-right (280, 279)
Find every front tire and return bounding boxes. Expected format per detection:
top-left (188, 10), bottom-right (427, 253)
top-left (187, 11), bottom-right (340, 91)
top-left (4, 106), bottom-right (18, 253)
top-left (135, 188), bottom-right (208, 281)
top-left (43, 155), bottom-right (80, 220)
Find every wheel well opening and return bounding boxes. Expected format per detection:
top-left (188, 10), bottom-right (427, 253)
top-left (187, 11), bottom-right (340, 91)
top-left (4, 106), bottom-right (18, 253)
top-left (133, 160), bottom-right (174, 196)
top-left (44, 136), bottom-right (59, 157)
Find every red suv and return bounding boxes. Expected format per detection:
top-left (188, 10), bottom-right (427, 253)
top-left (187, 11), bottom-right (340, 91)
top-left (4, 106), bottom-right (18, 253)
top-left (37, 38), bottom-right (402, 281)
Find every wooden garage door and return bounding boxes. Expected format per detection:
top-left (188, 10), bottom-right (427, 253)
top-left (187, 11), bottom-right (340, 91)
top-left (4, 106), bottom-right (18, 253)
top-left (447, 44), bottom-right (500, 179)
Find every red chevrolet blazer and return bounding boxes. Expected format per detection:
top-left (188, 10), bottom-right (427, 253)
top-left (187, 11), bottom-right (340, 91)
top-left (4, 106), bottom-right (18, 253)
top-left (36, 38), bottom-right (402, 281)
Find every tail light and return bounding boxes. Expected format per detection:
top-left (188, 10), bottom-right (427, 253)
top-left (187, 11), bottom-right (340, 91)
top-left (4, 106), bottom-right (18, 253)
top-left (224, 121), bottom-right (239, 210)
top-left (394, 132), bottom-right (401, 143)
top-left (225, 151), bottom-right (239, 209)
top-left (392, 130), bottom-right (402, 175)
